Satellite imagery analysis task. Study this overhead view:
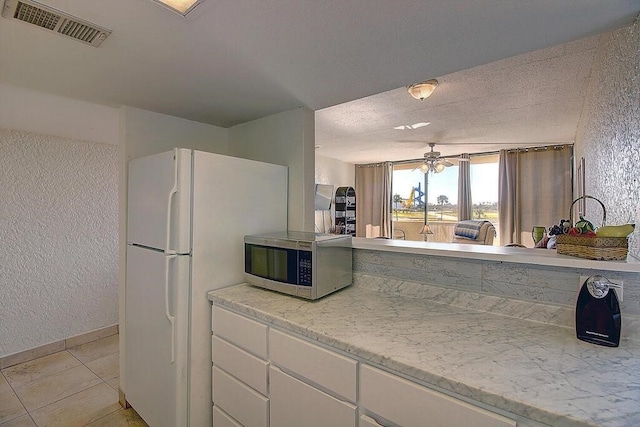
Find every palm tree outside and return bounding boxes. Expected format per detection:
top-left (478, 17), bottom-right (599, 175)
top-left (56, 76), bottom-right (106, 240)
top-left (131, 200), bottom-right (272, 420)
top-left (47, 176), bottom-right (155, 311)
top-left (393, 194), bottom-right (403, 220)
top-left (437, 195), bottom-right (449, 220)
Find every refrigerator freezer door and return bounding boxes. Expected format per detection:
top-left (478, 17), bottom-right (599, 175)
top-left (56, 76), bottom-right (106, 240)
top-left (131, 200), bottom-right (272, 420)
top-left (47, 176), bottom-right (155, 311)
top-left (188, 151), bottom-right (287, 427)
top-left (127, 149), bottom-right (192, 253)
top-left (125, 245), bottom-right (190, 427)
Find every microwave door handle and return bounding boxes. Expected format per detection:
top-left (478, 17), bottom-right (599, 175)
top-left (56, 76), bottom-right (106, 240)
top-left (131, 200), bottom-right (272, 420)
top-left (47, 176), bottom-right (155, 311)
top-left (165, 254), bottom-right (177, 363)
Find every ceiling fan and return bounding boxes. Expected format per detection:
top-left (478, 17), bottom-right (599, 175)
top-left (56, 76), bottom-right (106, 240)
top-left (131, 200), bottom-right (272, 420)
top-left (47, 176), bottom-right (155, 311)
top-left (416, 143), bottom-right (464, 174)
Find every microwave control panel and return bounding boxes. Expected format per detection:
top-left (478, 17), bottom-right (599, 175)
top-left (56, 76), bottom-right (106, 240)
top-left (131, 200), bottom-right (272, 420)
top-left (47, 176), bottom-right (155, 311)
top-left (298, 250), bottom-right (313, 286)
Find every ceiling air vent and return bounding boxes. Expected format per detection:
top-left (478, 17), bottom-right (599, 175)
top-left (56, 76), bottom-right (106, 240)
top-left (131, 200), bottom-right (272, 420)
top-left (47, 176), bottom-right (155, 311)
top-left (2, 0), bottom-right (111, 47)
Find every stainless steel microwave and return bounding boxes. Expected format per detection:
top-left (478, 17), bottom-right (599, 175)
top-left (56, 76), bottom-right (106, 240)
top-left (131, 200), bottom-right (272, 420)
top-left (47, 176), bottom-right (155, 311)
top-left (244, 231), bottom-right (352, 300)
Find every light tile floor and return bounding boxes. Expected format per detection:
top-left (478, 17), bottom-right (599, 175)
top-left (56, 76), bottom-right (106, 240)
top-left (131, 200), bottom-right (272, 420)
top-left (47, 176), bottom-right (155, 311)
top-left (0, 335), bottom-right (148, 427)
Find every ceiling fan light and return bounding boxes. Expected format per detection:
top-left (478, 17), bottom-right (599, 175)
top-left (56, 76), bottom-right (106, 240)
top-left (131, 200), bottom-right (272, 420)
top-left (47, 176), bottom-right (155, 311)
top-left (407, 79), bottom-right (438, 101)
top-left (434, 163), bottom-right (446, 173)
top-left (419, 163), bottom-right (430, 174)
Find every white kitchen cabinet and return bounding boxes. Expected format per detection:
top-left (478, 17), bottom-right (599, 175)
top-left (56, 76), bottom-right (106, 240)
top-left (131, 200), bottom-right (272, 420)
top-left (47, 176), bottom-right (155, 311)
top-left (360, 414), bottom-right (384, 427)
top-left (360, 364), bottom-right (516, 427)
top-left (212, 366), bottom-right (269, 427)
top-left (210, 302), bottom-right (521, 427)
top-left (211, 305), bottom-right (269, 427)
top-left (213, 406), bottom-right (242, 427)
top-left (269, 328), bottom-right (357, 402)
top-left (212, 305), bottom-right (267, 358)
top-left (212, 335), bottom-right (268, 395)
top-left (269, 365), bottom-right (357, 427)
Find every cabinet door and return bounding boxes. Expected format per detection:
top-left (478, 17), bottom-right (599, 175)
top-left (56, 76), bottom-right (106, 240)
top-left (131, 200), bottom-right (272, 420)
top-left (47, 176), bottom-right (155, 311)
top-left (270, 366), bottom-right (356, 427)
top-left (360, 365), bottom-right (516, 427)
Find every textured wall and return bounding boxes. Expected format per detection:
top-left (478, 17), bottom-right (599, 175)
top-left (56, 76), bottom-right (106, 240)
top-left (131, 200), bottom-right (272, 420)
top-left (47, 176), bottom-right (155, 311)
top-left (574, 18), bottom-right (640, 260)
top-left (315, 154), bottom-right (355, 188)
top-left (0, 129), bottom-right (118, 357)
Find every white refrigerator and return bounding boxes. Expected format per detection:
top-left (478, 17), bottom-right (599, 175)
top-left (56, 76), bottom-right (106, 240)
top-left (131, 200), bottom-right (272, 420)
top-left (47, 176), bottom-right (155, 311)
top-left (125, 148), bottom-right (287, 427)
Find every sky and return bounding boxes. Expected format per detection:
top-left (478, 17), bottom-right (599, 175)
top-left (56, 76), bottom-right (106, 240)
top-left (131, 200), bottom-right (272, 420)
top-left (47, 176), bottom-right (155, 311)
top-left (392, 162), bottom-right (499, 205)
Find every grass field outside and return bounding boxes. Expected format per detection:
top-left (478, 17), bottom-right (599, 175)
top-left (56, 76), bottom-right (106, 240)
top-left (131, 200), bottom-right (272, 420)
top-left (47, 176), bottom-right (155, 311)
top-left (392, 207), bottom-right (498, 223)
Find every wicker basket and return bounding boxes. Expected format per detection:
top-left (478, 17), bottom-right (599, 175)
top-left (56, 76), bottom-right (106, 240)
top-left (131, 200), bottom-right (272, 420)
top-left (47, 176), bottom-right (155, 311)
top-left (555, 195), bottom-right (628, 261)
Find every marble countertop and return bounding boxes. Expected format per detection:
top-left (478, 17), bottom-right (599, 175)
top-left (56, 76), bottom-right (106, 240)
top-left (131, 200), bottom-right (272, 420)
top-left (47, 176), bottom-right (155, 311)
top-left (352, 237), bottom-right (640, 273)
top-left (209, 283), bottom-right (640, 427)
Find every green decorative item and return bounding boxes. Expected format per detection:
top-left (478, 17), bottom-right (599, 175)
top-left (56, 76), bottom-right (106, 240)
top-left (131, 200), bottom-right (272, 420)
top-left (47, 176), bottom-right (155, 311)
top-left (575, 216), bottom-right (595, 234)
top-left (532, 226), bottom-right (546, 244)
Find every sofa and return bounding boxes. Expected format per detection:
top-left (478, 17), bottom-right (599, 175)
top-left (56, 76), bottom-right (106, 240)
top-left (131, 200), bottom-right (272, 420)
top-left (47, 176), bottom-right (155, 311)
top-left (451, 220), bottom-right (496, 245)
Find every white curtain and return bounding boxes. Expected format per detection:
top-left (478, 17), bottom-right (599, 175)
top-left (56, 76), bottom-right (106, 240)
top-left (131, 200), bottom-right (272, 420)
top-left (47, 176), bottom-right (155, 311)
top-left (355, 162), bottom-right (392, 238)
top-left (498, 146), bottom-right (572, 246)
top-left (457, 153), bottom-right (472, 220)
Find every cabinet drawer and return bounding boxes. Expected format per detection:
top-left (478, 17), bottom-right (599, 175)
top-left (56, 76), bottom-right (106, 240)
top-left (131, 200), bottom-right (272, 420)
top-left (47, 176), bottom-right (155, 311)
top-left (360, 365), bottom-right (516, 427)
top-left (270, 366), bottom-right (356, 427)
top-left (213, 406), bottom-right (241, 427)
top-left (212, 366), bottom-right (269, 427)
top-left (359, 414), bottom-right (384, 427)
top-left (269, 328), bottom-right (357, 402)
top-left (212, 335), bottom-right (268, 395)
top-left (212, 304), bottom-right (267, 358)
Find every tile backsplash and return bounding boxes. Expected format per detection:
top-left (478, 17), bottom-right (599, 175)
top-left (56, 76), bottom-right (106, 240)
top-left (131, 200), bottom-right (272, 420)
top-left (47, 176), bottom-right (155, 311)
top-left (353, 249), bottom-right (640, 315)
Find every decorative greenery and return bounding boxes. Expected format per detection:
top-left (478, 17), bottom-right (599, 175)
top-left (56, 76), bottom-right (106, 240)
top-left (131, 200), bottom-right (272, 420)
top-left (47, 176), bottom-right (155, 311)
top-left (437, 195), bottom-right (449, 220)
top-left (392, 194), bottom-right (403, 220)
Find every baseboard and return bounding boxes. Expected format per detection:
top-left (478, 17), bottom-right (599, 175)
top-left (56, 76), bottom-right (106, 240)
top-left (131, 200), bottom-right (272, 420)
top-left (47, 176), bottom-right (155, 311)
top-left (0, 324), bottom-right (119, 369)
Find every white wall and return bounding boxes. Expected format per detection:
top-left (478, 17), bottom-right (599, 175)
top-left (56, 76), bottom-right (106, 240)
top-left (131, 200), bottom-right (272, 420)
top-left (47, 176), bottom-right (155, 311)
top-left (315, 154), bottom-right (355, 188)
top-left (0, 84), bottom-right (119, 146)
top-left (0, 129), bottom-right (118, 357)
top-left (229, 107), bottom-right (315, 232)
top-left (0, 85), bottom-right (120, 358)
top-left (574, 18), bottom-right (640, 260)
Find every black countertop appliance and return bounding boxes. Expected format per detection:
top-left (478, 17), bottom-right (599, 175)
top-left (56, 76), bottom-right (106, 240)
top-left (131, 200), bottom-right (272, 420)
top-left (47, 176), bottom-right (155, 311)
top-left (576, 275), bottom-right (621, 347)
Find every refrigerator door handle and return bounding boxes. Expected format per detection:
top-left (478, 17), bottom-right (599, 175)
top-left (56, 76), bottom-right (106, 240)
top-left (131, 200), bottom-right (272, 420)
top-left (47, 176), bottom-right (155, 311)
top-left (165, 254), bottom-right (177, 363)
top-left (165, 148), bottom-right (179, 255)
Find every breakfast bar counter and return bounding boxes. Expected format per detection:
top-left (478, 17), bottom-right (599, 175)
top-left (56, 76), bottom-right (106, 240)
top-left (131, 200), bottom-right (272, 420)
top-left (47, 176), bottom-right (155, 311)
top-left (209, 280), bottom-right (640, 427)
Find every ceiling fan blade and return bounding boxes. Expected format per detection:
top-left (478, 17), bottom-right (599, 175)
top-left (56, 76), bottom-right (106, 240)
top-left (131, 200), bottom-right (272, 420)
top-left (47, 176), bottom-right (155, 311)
top-left (440, 159), bottom-right (454, 167)
top-left (411, 162), bottom-right (427, 172)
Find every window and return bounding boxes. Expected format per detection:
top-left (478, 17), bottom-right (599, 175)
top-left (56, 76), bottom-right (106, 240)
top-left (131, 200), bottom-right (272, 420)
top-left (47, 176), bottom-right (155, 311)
top-left (391, 154), bottom-right (499, 243)
top-left (470, 154), bottom-right (499, 220)
top-left (428, 165), bottom-right (458, 222)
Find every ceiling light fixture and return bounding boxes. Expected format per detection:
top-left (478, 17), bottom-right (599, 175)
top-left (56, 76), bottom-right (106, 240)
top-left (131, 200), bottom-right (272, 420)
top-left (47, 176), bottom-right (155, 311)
top-left (393, 122), bottom-right (431, 130)
top-left (418, 143), bottom-right (453, 174)
top-left (152, 0), bottom-right (202, 15)
top-left (407, 79), bottom-right (439, 101)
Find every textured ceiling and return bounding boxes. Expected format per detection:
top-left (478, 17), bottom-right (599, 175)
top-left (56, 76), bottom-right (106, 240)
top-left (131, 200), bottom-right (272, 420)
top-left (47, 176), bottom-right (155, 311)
top-left (315, 34), bottom-right (602, 163)
top-left (0, 1), bottom-right (637, 129)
